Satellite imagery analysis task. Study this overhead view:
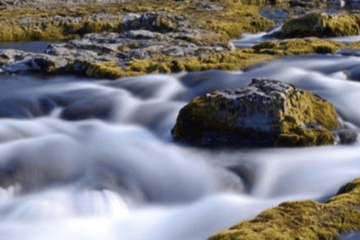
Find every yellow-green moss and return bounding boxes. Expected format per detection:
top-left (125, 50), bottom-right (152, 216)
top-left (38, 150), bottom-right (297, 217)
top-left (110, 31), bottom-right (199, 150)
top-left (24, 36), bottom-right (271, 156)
top-left (172, 79), bottom-right (338, 146)
top-left (171, 96), bottom-right (223, 142)
top-left (126, 50), bottom-right (275, 74)
top-left (0, 17), bottom-right (122, 42)
top-left (0, 0), bottom-right (273, 43)
top-left (210, 178), bottom-right (360, 240)
top-left (275, 90), bottom-right (338, 146)
top-left (253, 38), bottom-right (345, 55)
top-left (280, 12), bottom-right (360, 39)
top-left (85, 61), bottom-right (141, 79)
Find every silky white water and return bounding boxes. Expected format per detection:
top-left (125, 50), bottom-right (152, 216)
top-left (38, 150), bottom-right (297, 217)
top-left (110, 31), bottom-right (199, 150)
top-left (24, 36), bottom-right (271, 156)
top-left (0, 53), bottom-right (360, 239)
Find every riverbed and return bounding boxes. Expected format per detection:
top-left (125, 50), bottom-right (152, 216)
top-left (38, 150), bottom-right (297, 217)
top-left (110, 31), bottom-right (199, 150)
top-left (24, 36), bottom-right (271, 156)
top-left (0, 47), bottom-right (358, 239)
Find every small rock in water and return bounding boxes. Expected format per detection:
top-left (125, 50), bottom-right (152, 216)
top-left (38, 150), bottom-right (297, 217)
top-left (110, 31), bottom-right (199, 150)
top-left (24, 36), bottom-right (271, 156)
top-left (171, 78), bottom-right (353, 147)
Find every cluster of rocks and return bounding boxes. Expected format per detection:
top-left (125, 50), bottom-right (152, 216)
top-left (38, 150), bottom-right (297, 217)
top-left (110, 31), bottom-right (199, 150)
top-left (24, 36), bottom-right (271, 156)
top-left (0, 0), bottom-right (129, 8)
top-left (0, 12), bottom-right (232, 76)
top-left (172, 78), bottom-right (357, 147)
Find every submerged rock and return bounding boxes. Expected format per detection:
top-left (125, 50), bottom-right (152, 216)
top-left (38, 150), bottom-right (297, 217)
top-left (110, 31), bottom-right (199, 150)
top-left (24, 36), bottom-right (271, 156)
top-left (171, 78), bottom-right (346, 147)
top-left (209, 178), bottom-right (360, 240)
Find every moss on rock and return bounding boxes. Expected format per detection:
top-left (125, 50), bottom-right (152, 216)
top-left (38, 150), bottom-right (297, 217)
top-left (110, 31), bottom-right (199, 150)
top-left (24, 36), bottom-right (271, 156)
top-left (280, 12), bottom-right (360, 39)
top-left (209, 178), bottom-right (360, 240)
top-left (252, 37), bottom-right (360, 56)
top-left (172, 79), bottom-right (338, 147)
top-left (0, 0), bottom-right (273, 43)
top-left (126, 50), bottom-right (275, 74)
top-left (85, 61), bottom-right (127, 79)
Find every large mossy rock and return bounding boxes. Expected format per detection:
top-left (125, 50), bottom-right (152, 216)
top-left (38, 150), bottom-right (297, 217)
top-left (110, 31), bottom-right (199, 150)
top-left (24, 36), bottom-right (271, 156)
top-left (280, 12), bottom-right (360, 38)
top-left (209, 178), bottom-right (360, 240)
top-left (171, 79), bottom-right (338, 147)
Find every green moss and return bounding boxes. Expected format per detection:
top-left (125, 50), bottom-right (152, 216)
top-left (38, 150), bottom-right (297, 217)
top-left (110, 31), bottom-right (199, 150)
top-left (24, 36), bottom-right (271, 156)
top-left (126, 50), bottom-right (275, 75)
top-left (198, 3), bottom-right (273, 42)
top-left (85, 61), bottom-right (136, 79)
top-left (210, 178), bottom-right (360, 240)
top-left (280, 12), bottom-right (360, 39)
top-left (275, 90), bottom-right (338, 146)
top-left (0, 0), bottom-right (273, 43)
top-left (172, 79), bottom-right (338, 146)
top-left (0, 17), bottom-right (122, 42)
top-left (253, 38), bottom-right (345, 55)
top-left (172, 96), bottom-right (223, 142)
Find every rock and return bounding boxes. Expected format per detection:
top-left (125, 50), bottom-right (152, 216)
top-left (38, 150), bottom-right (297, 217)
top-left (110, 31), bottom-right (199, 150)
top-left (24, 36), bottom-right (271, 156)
top-left (259, 8), bottom-right (288, 25)
top-left (171, 78), bottom-right (341, 147)
top-left (280, 13), bottom-right (360, 38)
top-left (0, 13), bottom-right (231, 78)
top-left (194, 1), bottom-right (224, 11)
top-left (121, 12), bottom-right (192, 33)
top-left (209, 178), bottom-right (360, 240)
top-left (0, 49), bottom-right (67, 74)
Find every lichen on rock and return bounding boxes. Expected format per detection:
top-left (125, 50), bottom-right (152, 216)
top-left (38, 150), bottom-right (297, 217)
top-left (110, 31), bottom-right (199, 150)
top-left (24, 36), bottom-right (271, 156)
top-left (171, 78), bottom-right (340, 147)
top-left (209, 178), bottom-right (360, 240)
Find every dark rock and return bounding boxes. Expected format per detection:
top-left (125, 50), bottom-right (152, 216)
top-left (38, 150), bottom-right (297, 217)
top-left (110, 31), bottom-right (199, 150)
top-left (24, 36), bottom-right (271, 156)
top-left (172, 78), bottom-right (340, 147)
top-left (0, 49), bottom-right (67, 74)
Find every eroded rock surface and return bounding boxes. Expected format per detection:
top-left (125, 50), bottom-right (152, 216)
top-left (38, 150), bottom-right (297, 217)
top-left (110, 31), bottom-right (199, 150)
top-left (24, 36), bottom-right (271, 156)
top-left (171, 78), bottom-right (355, 147)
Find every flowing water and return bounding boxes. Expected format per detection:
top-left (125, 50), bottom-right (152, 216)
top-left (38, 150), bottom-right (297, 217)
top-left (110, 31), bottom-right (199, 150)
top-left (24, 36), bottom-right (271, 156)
top-left (1, 40), bottom-right (360, 239)
top-left (0, 53), bottom-right (359, 239)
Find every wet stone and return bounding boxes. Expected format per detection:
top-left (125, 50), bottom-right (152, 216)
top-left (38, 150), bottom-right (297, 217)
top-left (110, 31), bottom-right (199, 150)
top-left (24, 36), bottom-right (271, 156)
top-left (171, 78), bottom-right (347, 148)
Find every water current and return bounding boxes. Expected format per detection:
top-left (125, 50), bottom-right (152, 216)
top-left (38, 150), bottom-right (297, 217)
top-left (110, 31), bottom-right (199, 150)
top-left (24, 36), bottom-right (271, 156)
top-left (1, 40), bottom-right (360, 239)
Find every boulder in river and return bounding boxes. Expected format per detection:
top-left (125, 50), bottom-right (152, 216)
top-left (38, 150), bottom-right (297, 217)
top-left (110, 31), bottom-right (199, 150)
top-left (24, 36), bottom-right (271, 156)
top-left (171, 78), bottom-right (342, 147)
top-left (280, 12), bottom-right (360, 38)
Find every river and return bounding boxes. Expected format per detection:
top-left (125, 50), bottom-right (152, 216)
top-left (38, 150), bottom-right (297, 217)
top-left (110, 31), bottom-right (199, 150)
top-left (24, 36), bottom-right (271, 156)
top-left (0, 37), bottom-right (360, 239)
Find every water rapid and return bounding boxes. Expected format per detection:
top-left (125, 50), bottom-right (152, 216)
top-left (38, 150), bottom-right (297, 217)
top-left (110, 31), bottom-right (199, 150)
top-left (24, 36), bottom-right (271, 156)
top-left (0, 53), bottom-right (360, 239)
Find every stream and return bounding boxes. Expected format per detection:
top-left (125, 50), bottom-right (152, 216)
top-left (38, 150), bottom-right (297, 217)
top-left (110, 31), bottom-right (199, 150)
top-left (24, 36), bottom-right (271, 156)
top-left (0, 37), bottom-right (360, 239)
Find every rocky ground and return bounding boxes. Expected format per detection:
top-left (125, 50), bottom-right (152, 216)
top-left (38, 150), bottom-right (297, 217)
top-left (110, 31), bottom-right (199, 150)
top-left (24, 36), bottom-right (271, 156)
top-left (1, 0), bottom-right (360, 239)
top-left (0, 0), bottom-right (278, 77)
top-left (0, 0), bottom-right (359, 78)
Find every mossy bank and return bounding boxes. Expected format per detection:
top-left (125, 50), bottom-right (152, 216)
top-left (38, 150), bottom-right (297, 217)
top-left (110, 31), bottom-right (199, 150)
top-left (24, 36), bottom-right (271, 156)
top-left (210, 178), bottom-right (360, 240)
top-left (280, 12), bottom-right (360, 39)
top-left (0, 0), bottom-right (273, 43)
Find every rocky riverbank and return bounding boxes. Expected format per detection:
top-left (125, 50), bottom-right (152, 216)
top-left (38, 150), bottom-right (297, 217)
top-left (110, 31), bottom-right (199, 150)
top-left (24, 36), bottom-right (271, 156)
top-left (0, 0), bottom-right (278, 77)
top-left (210, 178), bottom-right (360, 240)
top-left (1, 1), bottom-right (360, 240)
top-left (0, 0), bottom-right (360, 79)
